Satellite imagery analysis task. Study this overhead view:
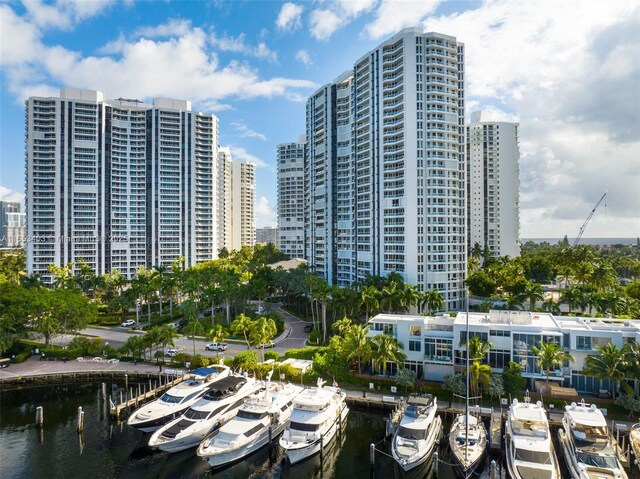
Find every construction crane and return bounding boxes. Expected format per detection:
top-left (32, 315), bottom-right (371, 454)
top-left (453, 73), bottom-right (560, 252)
top-left (573, 191), bottom-right (607, 246)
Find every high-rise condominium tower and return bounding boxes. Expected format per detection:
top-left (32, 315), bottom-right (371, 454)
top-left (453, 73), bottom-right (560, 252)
top-left (305, 28), bottom-right (466, 310)
top-left (25, 88), bottom-right (218, 282)
top-left (277, 140), bottom-right (305, 258)
top-left (0, 201), bottom-right (26, 248)
top-left (467, 111), bottom-right (520, 258)
top-left (217, 147), bottom-right (256, 253)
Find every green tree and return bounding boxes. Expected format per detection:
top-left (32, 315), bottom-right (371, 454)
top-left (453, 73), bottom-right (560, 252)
top-left (207, 324), bottom-right (227, 357)
top-left (231, 313), bottom-right (254, 349)
top-left (465, 270), bottom-right (497, 297)
top-left (360, 285), bottom-right (380, 322)
top-left (372, 333), bottom-right (406, 377)
top-left (520, 282), bottom-right (544, 312)
top-left (343, 325), bottom-right (372, 374)
top-left (584, 343), bottom-right (626, 400)
top-left (443, 373), bottom-right (466, 397)
top-left (463, 335), bottom-right (492, 361)
top-left (502, 361), bottom-right (526, 399)
top-left (182, 321), bottom-right (205, 356)
top-left (470, 360), bottom-right (492, 397)
top-left (250, 316), bottom-right (277, 362)
top-left (531, 341), bottom-right (574, 386)
top-left (488, 375), bottom-right (505, 400)
top-left (421, 289), bottom-right (444, 315)
top-left (396, 368), bottom-right (417, 394)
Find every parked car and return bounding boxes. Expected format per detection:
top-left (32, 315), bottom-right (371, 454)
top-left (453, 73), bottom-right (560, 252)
top-left (168, 322), bottom-right (180, 329)
top-left (259, 340), bottom-right (275, 349)
top-left (304, 324), bottom-right (313, 333)
top-left (120, 319), bottom-right (136, 328)
top-left (165, 348), bottom-right (184, 357)
top-left (205, 342), bottom-right (228, 351)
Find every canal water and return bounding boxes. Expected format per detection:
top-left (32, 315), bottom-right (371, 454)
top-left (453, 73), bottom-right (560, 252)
top-left (0, 383), bottom-right (505, 479)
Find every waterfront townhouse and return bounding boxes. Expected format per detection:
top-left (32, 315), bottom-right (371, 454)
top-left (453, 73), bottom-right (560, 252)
top-left (367, 310), bottom-right (640, 395)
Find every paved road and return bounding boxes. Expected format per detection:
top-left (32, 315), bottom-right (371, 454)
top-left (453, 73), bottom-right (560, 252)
top-left (47, 305), bottom-right (310, 359)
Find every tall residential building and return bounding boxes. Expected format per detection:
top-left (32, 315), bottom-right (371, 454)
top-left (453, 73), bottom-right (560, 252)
top-left (256, 226), bottom-right (277, 245)
top-left (467, 111), bottom-right (520, 258)
top-left (305, 28), bottom-right (466, 310)
top-left (0, 201), bottom-right (26, 248)
top-left (277, 139), bottom-right (305, 258)
top-left (216, 147), bottom-right (256, 252)
top-left (233, 160), bottom-right (256, 249)
top-left (25, 88), bottom-right (218, 282)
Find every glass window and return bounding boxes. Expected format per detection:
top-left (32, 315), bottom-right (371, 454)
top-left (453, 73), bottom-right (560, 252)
top-left (290, 422), bottom-right (320, 432)
top-left (577, 336), bottom-right (592, 350)
top-left (409, 340), bottom-right (421, 352)
top-left (424, 338), bottom-right (452, 363)
top-left (460, 331), bottom-right (488, 344)
top-left (409, 326), bottom-right (422, 337)
top-left (488, 350), bottom-right (511, 369)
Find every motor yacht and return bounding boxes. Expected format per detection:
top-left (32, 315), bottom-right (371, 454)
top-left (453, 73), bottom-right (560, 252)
top-left (279, 378), bottom-right (348, 465)
top-left (391, 395), bottom-right (443, 472)
top-left (197, 373), bottom-right (304, 468)
top-left (126, 366), bottom-right (230, 432)
top-left (558, 400), bottom-right (628, 479)
top-left (148, 373), bottom-right (261, 453)
top-left (505, 396), bottom-right (560, 479)
top-left (449, 413), bottom-right (488, 478)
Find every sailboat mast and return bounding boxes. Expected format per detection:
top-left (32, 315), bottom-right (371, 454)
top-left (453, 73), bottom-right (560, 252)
top-left (465, 288), bottom-right (470, 470)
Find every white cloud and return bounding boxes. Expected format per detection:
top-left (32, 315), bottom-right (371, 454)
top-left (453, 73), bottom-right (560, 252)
top-left (295, 49), bottom-right (313, 67)
top-left (255, 196), bottom-right (277, 228)
top-left (232, 122), bottom-right (267, 141)
top-left (0, 186), bottom-right (25, 203)
top-left (422, 0), bottom-right (640, 237)
top-left (309, 0), bottom-right (377, 40)
top-left (365, 0), bottom-right (440, 39)
top-left (228, 146), bottom-right (270, 169)
top-left (276, 3), bottom-right (303, 32)
top-left (22, 0), bottom-right (113, 30)
top-left (1, 6), bottom-right (316, 109)
top-left (135, 19), bottom-right (192, 38)
top-left (210, 32), bottom-right (278, 62)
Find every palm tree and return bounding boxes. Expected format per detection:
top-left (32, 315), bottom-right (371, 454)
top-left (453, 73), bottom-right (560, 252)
top-left (421, 289), bottom-right (444, 315)
top-left (331, 317), bottom-right (353, 337)
top-left (21, 273), bottom-right (43, 289)
top-left (541, 298), bottom-right (561, 313)
top-left (521, 282), bottom-right (544, 312)
top-left (183, 321), bottom-right (205, 356)
top-left (360, 285), bottom-right (380, 322)
top-left (531, 341), bottom-right (574, 388)
top-left (208, 324), bottom-right (227, 357)
top-left (152, 265), bottom-right (169, 317)
top-left (561, 286), bottom-right (585, 314)
top-left (180, 297), bottom-right (199, 327)
top-left (464, 335), bottom-right (492, 361)
top-left (583, 343), bottom-right (626, 400)
top-left (588, 261), bottom-right (617, 292)
top-left (122, 335), bottom-right (145, 362)
top-left (344, 326), bottom-right (372, 374)
top-left (470, 361), bottom-right (492, 397)
top-left (249, 316), bottom-right (277, 362)
top-left (380, 282), bottom-right (404, 313)
top-left (372, 333), bottom-right (406, 377)
top-left (231, 313), bottom-right (254, 349)
top-left (158, 325), bottom-right (177, 356)
top-left (506, 294), bottom-right (524, 311)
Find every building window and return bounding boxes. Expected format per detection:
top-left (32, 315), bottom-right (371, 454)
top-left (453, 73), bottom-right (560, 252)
top-left (488, 350), bottom-right (511, 370)
top-left (460, 331), bottom-right (488, 344)
top-left (576, 336), bottom-right (591, 350)
top-left (409, 325), bottom-right (421, 337)
top-left (489, 329), bottom-right (510, 337)
top-left (373, 322), bottom-right (395, 335)
top-left (424, 337), bottom-right (453, 363)
top-left (409, 340), bottom-right (421, 352)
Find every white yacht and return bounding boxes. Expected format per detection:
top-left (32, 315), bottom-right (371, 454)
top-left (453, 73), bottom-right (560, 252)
top-left (148, 374), bottom-right (261, 453)
top-left (279, 378), bottom-right (348, 465)
top-left (127, 366), bottom-right (230, 432)
top-left (197, 373), bottom-right (304, 468)
top-left (391, 395), bottom-right (443, 472)
top-left (505, 397), bottom-right (560, 479)
top-left (449, 413), bottom-right (487, 478)
top-left (558, 400), bottom-right (628, 479)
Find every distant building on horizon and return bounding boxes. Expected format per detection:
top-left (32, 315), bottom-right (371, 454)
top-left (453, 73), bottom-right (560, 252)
top-left (25, 88), bottom-right (219, 282)
top-left (256, 226), bottom-right (277, 245)
top-left (467, 111), bottom-right (520, 258)
top-left (304, 28), bottom-right (467, 311)
top-left (0, 201), bottom-right (26, 248)
top-left (277, 139), bottom-right (305, 259)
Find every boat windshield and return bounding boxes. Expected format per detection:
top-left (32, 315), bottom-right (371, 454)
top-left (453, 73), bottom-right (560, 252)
top-left (289, 421), bottom-right (320, 432)
top-left (183, 408), bottom-right (211, 420)
top-left (398, 426), bottom-right (428, 441)
top-left (160, 393), bottom-right (182, 404)
top-left (514, 448), bottom-right (551, 464)
top-left (237, 410), bottom-right (268, 420)
top-left (576, 451), bottom-right (618, 469)
top-left (405, 405), bottom-right (427, 418)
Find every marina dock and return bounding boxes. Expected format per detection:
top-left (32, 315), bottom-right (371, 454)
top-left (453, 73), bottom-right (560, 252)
top-left (109, 371), bottom-right (187, 419)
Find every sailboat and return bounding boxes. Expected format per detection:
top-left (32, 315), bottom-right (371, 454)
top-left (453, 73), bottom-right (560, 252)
top-left (449, 292), bottom-right (488, 478)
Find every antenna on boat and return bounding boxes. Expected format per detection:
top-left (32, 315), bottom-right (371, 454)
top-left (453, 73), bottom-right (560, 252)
top-left (265, 370), bottom-right (274, 401)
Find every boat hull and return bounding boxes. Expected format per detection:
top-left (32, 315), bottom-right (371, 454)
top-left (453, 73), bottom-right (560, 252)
top-left (202, 422), bottom-right (287, 468)
top-left (281, 404), bottom-right (348, 465)
top-left (392, 415), bottom-right (442, 472)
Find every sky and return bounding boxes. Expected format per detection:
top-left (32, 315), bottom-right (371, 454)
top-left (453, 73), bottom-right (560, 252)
top-left (1, 0), bottom-right (639, 238)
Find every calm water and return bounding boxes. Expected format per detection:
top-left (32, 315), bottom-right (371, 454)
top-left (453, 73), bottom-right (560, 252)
top-left (0, 383), bottom-right (504, 479)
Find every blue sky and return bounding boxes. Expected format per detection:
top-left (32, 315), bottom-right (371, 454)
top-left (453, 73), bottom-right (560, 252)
top-left (1, 0), bottom-right (639, 238)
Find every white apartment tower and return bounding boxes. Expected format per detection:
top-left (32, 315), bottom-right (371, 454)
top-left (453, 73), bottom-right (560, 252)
top-left (467, 111), bottom-right (520, 258)
top-left (277, 140), bottom-right (305, 258)
top-left (25, 88), bottom-right (219, 282)
top-left (217, 147), bottom-right (234, 253)
top-left (305, 28), bottom-right (466, 310)
top-left (233, 160), bottom-right (256, 249)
